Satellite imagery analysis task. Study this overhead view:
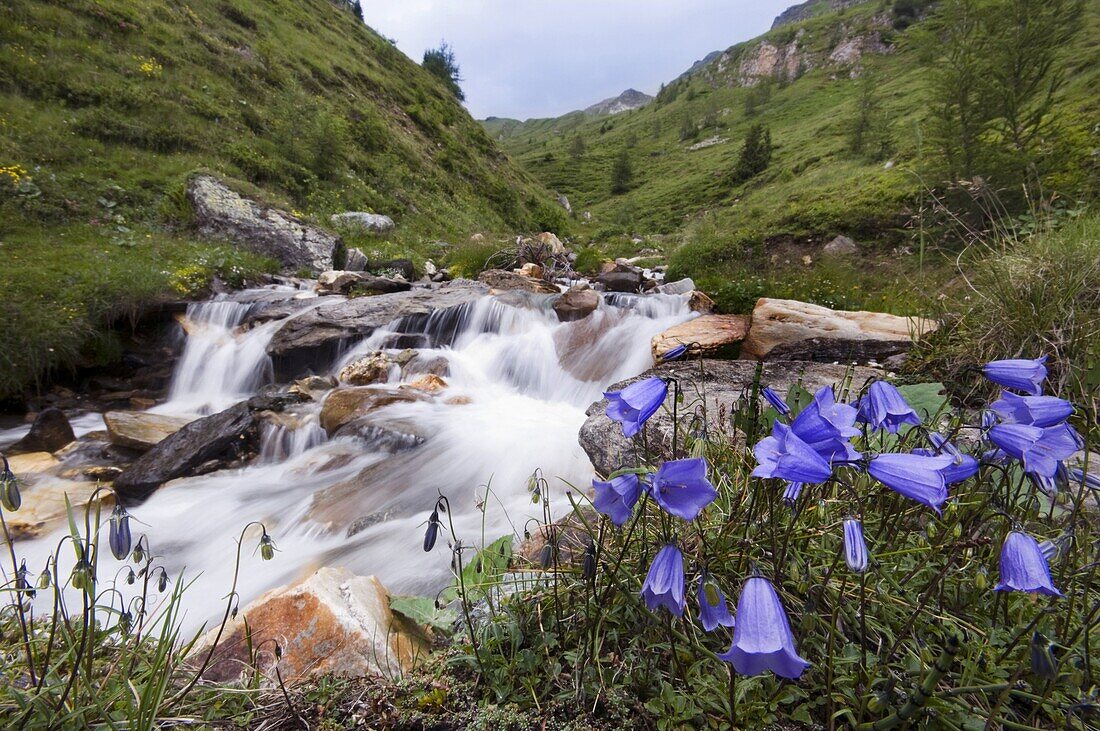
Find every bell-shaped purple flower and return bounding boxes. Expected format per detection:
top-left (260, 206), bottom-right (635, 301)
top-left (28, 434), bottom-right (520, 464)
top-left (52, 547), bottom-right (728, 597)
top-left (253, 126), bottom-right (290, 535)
top-left (843, 518), bottom-right (868, 573)
top-left (718, 577), bottom-right (810, 679)
top-left (995, 531), bottom-right (1062, 597)
top-left (790, 386), bottom-right (861, 464)
top-left (697, 575), bottom-right (735, 632)
top-left (649, 458), bottom-right (718, 521)
top-left (911, 447), bottom-right (980, 485)
top-left (857, 381), bottom-right (921, 434)
top-left (641, 544), bottom-right (686, 617)
top-left (752, 423), bottom-right (833, 484)
top-left (592, 473), bottom-right (643, 527)
top-left (660, 344), bottom-right (688, 361)
top-left (762, 387), bottom-right (791, 416)
top-left (987, 423), bottom-right (1080, 478)
top-left (781, 481), bottom-right (804, 506)
top-left (983, 356), bottom-right (1048, 396)
top-left (868, 452), bottom-right (955, 513)
top-left (927, 432), bottom-right (963, 460)
top-left (989, 391), bottom-right (1073, 428)
top-left (604, 376), bottom-right (667, 438)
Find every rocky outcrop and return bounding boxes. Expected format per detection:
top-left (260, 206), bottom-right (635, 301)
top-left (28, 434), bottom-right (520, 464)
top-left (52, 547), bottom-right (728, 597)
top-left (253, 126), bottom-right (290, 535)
top-left (193, 567), bottom-right (428, 684)
top-left (8, 408), bottom-right (75, 454)
top-left (772, 0), bottom-right (868, 29)
top-left (112, 394), bottom-right (302, 503)
top-left (266, 280), bottom-right (489, 381)
top-left (477, 269), bottom-right (558, 294)
top-left (579, 359), bottom-right (882, 476)
top-left (315, 271), bottom-right (411, 296)
top-left (553, 286), bottom-right (600, 322)
top-left (651, 314), bottom-right (750, 359)
top-left (104, 411), bottom-right (193, 452)
top-left (329, 211), bottom-right (395, 235)
top-left (187, 175), bottom-right (339, 273)
top-left (740, 298), bottom-right (935, 362)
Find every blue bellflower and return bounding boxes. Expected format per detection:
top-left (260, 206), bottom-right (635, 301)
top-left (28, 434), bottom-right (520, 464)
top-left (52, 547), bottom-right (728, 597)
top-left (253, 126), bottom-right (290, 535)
top-left (843, 518), bottom-right (868, 573)
top-left (642, 544), bottom-right (686, 616)
top-left (995, 531), bottom-right (1062, 597)
top-left (790, 386), bottom-right (861, 464)
top-left (718, 577), bottom-right (810, 679)
top-left (983, 357), bottom-right (1048, 396)
top-left (697, 575), bottom-right (735, 632)
top-left (650, 458), bottom-right (718, 521)
top-left (857, 381), bottom-right (921, 434)
top-left (752, 423), bottom-right (833, 484)
top-left (987, 423), bottom-right (1080, 478)
top-left (782, 481), bottom-right (804, 506)
top-left (604, 376), bottom-right (667, 438)
top-left (592, 473), bottom-right (643, 527)
top-left (762, 387), bottom-right (791, 416)
top-left (989, 391), bottom-right (1073, 428)
top-left (911, 447), bottom-right (980, 485)
top-left (660, 343), bottom-right (688, 361)
top-left (868, 452), bottom-right (955, 513)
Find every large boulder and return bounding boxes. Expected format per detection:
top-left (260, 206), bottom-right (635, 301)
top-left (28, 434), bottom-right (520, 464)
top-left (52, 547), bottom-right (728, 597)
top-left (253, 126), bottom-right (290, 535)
top-left (740, 298), bottom-right (936, 362)
top-left (112, 394), bottom-right (301, 503)
top-left (579, 359), bottom-right (882, 476)
top-left (595, 263), bottom-right (643, 293)
top-left (193, 567), bottom-right (428, 684)
top-left (319, 387), bottom-right (429, 436)
top-left (344, 247), bottom-right (368, 272)
top-left (266, 280), bottom-right (489, 381)
top-left (330, 211), bottom-right (395, 235)
top-left (187, 175), bottom-right (339, 272)
top-left (651, 314), bottom-right (750, 359)
top-left (553, 286), bottom-right (600, 322)
top-left (104, 411), bottom-right (193, 452)
top-left (478, 269), bottom-right (558, 294)
top-left (337, 352), bottom-right (394, 386)
top-left (8, 408), bottom-right (75, 454)
top-left (537, 231), bottom-right (567, 255)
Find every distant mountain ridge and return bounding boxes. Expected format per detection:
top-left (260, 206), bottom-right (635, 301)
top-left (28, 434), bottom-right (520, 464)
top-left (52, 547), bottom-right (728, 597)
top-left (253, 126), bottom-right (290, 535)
top-left (584, 88), bottom-right (654, 116)
top-left (481, 88), bottom-right (653, 142)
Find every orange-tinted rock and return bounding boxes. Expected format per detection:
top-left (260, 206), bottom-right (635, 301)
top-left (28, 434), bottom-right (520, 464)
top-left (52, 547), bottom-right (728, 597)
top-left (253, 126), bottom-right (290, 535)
top-left (192, 567), bottom-right (429, 684)
top-left (319, 387), bottom-right (428, 436)
top-left (651, 314), bottom-right (749, 359)
top-left (404, 374), bottom-right (447, 393)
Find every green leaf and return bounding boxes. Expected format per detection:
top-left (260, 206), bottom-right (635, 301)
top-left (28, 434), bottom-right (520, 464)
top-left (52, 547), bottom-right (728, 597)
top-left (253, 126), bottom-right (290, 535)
top-left (442, 534), bottom-right (513, 603)
top-left (897, 382), bottom-right (948, 421)
top-left (389, 595), bottom-right (455, 632)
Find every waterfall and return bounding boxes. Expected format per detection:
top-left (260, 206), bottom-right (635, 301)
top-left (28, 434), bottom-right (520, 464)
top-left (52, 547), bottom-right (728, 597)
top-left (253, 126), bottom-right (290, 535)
top-left (17, 285), bottom-right (696, 634)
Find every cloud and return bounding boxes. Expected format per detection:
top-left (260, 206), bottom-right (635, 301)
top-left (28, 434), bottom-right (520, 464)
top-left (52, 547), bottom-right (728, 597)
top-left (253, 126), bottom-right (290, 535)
top-left (364, 1), bottom-right (792, 119)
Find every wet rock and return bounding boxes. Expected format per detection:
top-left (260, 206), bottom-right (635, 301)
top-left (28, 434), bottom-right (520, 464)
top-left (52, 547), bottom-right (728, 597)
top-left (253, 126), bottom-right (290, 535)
top-left (330, 211), bottom-right (395, 235)
top-left (290, 375), bottom-right (338, 401)
top-left (553, 286), bottom-right (600, 322)
top-left (516, 262), bottom-right (543, 279)
top-left (320, 387), bottom-right (429, 436)
top-left (266, 280), bottom-right (489, 381)
top-left (9, 408), bottom-right (75, 454)
top-left (740, 298), bottom-right (936, 362)
top-left (370, 258), bottom-right (415, 281)
top-left (656, 278), bottom-right (696, 296)
top-left (579, 359), bottom-right (882, 476)
top-left (193, 567), bottom-right (428, 684)
top-left (688, 290), bottom-right (716, 314)
top-left (316, 271), bottom-right (411, 297)
top-left (405, 374), bottom-right (447, 393)
top-left (338, 352), bottom-right (394, 386)
top-left (188, 175), bottom-right (338, 272)
top-left (651, 314), bottom-right (750, 359)
top-left (595, 263), bottom-right (643, 293)
top-left (104, 411), bottom-right (193, 452)
top-left (112, 395), bottom-right (301, 504)
top-left (478, 269), bottom-right (558, 294)
top-left (824, 235), bottom-right (858, 256)
top-left (402, 353), bottom-right (450, 378)
top-left (344, 247), bottom-right (368, 272)
top-left (4, 477), bottom-right (106, 540)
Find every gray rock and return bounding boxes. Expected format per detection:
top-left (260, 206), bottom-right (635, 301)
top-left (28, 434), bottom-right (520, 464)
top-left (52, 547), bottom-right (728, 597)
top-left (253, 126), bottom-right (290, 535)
top-left (315, 271), bottom-right (412, 296)
top-left (330, 211), bottom-right (395, 235)
top-left (188, 175), bottom-right (339, 273)
top-left (266, 280), bottom-right (489, 381)
top-left (579, 359), bottom-right (882, 476)
top-left (823, 235), bottom-right (858, 256)
top-left (656, 278), bottom-right (696, 296)
top-left (9, 408), bottom-right (75, 454)
top-left (369, 258), bottom-right (415, 281)
top-left (595, 264), bottom-right (643, 293)
top-left (478, 269), bottom-right (559, 294)
top-left (344, 247), bottom-right (368, 272)
top-left (553, 287), bottom-right (600, 322)
top-left (556, 193), bottom-right (572, 214)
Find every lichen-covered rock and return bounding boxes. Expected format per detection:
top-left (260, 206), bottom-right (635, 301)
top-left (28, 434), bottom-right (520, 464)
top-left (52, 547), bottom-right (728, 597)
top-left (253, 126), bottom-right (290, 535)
top-left (338, 353), bottom-right (394, 386)
top-left (193, 567), bottom-right (428, 684)
top-left (187, 175), bottom-right (339, 272)
top-left (740, 298), bottom-right (936, 362)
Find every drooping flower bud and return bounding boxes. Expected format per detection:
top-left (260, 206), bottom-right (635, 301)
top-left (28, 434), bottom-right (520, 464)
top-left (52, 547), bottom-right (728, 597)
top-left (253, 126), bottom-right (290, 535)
top-left (109, 505), bottom-right (132, 561)
top-left (119, 611), bottom-right (133, 635)
top-left (762, 387), bottom-right (791, 417)
top-left (259, 532), bottom-right (276, 561)
top-left (843, 518), bottom-right (868, 574)
top-left (37, 567), bottom-right (52, 590)
top-left (423, 509), bottom-right (440, 552)
top-left (1, 458), bottom-right (20, 512)
top-left (1029, 631), bottom-right (1058, 679)
top-left (126, 568), bottom-right (136, 585)
top-left (70, 559), bottom-right (93, 592)
top-left (583, 541), bottom-right (596, 580)
top-left (132, 540), bottom-right (145, 564)
top-left (156, 567), bottom-right (169, 593)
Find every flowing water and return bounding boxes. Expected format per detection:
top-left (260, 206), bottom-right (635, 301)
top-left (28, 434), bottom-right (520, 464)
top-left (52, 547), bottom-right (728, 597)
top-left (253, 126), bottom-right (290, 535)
top-left (16, 286), bottom-right (694, 634)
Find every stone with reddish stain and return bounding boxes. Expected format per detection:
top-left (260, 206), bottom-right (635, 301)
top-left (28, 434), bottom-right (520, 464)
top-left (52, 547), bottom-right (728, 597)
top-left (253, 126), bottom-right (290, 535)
top-left (192, 567), bottom-right (429, 684)
top-left (319, 387), bottom-right (429, 436)
top-left (404, 374), bottom-right (447, 393)
top-left (651, 314), bottom-right (749, 360)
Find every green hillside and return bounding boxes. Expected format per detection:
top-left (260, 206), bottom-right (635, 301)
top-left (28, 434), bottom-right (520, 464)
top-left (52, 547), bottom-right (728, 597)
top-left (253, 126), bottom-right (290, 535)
top-left (488, 0), bottom-right (1099, 309)
top-left (0, 0), bottom-right (566, 398)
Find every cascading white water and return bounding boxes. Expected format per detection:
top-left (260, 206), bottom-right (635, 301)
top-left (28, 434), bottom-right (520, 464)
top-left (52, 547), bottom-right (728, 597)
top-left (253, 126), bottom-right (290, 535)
top-left (18, 287), bottom-right (695, 635)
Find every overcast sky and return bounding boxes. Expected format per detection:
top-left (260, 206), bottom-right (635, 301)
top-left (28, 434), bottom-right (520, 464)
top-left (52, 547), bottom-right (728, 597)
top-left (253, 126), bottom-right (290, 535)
top-left (364, 1), bottom-right (792, 120)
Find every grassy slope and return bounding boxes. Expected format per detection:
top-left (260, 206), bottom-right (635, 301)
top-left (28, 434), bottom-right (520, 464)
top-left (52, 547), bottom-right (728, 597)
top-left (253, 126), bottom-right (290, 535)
top-left (0, 0), bottom-right (568, 398)
top-left (488, 1), bottom-right (1099, 311)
